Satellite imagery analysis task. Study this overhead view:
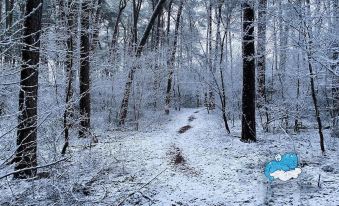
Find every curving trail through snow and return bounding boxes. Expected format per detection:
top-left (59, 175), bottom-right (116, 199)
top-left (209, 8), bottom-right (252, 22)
top-left (96, 108), bottom-right (338, 206)
top-left (0, 108), bottom-right (337, 205)
top-left (96, 108), bottom-right (266, 205)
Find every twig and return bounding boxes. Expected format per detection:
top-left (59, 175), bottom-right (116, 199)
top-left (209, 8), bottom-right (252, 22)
top-left (0, 158), bottom-right (68, 180)
top-left (116, 168), bottom-right (167, 206)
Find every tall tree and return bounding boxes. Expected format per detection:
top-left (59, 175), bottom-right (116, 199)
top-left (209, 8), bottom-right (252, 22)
top-left (118, 0), bottom-right (167, 126)
top-left (5, 0), bottom-right (14, 63)
top-left (0, 1), bottom-right (2, 25)
top-left (0, 0), bottom-right (2, 62)
top-left (206, 0), bottom-right (215, 111)
top-left (91, 0), bottom-right (103, 51)
top-left (15, 0), bottom-right (43, 179)
top-left (165, 0), bottom-right (184, 115)
top-left (278, 0), bottom-right (288, 99)
top-left (331, 0), bottom-right (339, 128)
top-left (62, 0), bottom-right (75, 154)
top-left (241, 3), bottom-right (256, 142)
top-left (79, 0), bottom-right (91, 137)
top-left (5, 0), bottom-right (13, 30)
top-left (304, 0), bottom-right (325, 153)
top-left (111, 0), bottom-right (128, 51)
top-left (217, 2), bottom-right (230, 134)
top-left (132, 0), bottom-right (143, 46)
top-left (257, 0), bottom-right (269, 131)
top-left (257, 0), bottom-right (267, 104)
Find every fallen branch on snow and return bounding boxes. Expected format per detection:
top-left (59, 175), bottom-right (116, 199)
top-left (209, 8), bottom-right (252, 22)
top-left (0, 158), bottom-right (68, 180)
top-left (116, 168), bottom-right (167, 206)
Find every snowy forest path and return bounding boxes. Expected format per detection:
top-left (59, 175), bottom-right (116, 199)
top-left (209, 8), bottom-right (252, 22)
top-left (99, 108), bottom-right (268, 205)
top-left (156, 108), bottom-right (267, 205)
top-left (89, 108), bottom-right (338, 205)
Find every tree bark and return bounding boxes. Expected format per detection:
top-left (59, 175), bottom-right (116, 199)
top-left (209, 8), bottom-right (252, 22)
top-left (132, 0), bottom-right (143, 47)
top-left (207, 1), bottom-right (215, 110)
top-left (278, 1), bottom-right (288, 99)
top-left (165, 0), bottom-right (183, 115)
top-left (241, 3), bottom-right (256, 142)
top-left (111, 0), bottom-right (127, 51)
top-left (331, 0), bottom-right (339, 127)
top-left (79, 0), bottom-right (91, 137)
top-left (91, 0), bottom-right (102, 51)
top-left (15, 0), bottom-right (43, 179)
top-left (257, 0), bottom-right (269, 131)
top-left (257, 0), bottom-right (267, 104)
top-left (62, 0), bottom-right (75, 154)
top-left (4, 0), bottom-right (14, 63)
top-left (5, 0), bottom-right (13, 30)
top-left (216, 2), bottom-right (230, 133)
top-left (307, 57), bottom-right (325, 153)
top-left (304, 0), bottom-right (325, 153)
top-left (0, 1), bottom-right (2, 26)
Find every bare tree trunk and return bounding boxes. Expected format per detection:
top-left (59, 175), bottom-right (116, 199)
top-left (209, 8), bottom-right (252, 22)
top-left (118, 0), bottom-right (167, 126)
top-left (4, 0), bottom-right (14, 63)
top-left (0, 1), bottom-right (2, 25)
top-left (220, 32), bottom-right (230, 134)
top-left (257, 0), bottom-right (269, 131)
top-left (79, 0), bottom-right (91, 137)
top-left (91, 0), bottom-right (102, 51)
top-left (15, 0), bottom-right (43, 179)
top-left (152, 1), bottom-right (163, 109)
top-left (307, 57), bottom-right (325, 153)
top-left (62, 0), bottom-right (75, 155)
top-left (278, 1), bottom-right (288, 99)
top-left (304, 0), bottom-right (325, 153)
top-left (5, 0), bottom-right (13, 31)
top-left (165, 0), bottom-right (183, 115)
top-left (111, 0), bottom-right (127, 51)
top-left (241, 3), bottom-right (256, 143)
top-left (207, 1), bottom-right (215, 110)
top-left (132, 0), bottom-right (142, 47)
top-left (331, 0), bottom-right (339, 127)
top-left (166, 0), bottom-right (173, 40)
top-left (216, 2), bottom-right (230, 133)
top-left (257, 0), bottom-right (267, 104)
top-left (0, 0), bottom-right (2, 64)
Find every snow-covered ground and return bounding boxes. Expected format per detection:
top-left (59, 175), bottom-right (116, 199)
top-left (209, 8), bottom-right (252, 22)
top-left (0, 108), bottom-right (338, 205)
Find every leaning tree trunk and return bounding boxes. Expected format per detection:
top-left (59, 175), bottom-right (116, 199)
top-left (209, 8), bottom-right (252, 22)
top-left (15, 0), bottom-right (43, 179)
top-left (165, 0), bottom-right (183, 115)
top-left (241, 3), bottom-right (256, 143)
top-left (79, 0), bottom-right (91, 137)
top-left (118, 0), bottom-right (167, 126)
